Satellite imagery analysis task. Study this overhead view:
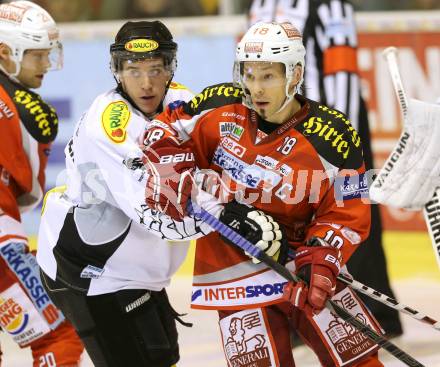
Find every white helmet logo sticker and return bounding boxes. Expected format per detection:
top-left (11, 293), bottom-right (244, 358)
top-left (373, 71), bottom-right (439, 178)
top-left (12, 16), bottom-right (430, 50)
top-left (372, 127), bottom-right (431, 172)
top-left (244, 42), bottom-right (263, 53)
top-left (280, 22), bottom-right (302, 39)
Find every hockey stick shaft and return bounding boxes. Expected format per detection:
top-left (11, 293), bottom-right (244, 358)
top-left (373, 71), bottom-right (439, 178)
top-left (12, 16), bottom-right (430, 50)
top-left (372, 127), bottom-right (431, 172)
top-left (383, 47), bottom-right (409, 117)
top-left (383, 47), bottom-right (440, 270)
top-left (337, 273), bottom-right (440, 330)
top-left (188, 202), bottom-right (425, 367)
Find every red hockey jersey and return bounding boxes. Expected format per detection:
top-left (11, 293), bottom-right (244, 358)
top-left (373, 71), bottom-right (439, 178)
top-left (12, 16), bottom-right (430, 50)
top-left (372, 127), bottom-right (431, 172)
top-left (0, 72), bottom-right (58, 221)
top-left (152, 83), bottom-right (370, 309)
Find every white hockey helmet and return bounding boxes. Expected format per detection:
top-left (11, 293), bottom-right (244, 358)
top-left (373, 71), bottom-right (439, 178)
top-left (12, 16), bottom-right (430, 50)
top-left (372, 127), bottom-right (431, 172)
top-left (0, 1), bottom-right (62, 76)
top-left (233, 21), bottom-right (305, 111)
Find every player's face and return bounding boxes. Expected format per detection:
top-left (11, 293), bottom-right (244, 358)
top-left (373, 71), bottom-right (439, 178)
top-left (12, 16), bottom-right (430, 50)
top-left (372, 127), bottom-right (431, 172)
top-left (17, 49), bottom-right (52, 89)
top-left (242, 62), bottom-right (289, 121)
top-left (119, 57), bottom-right (171, 117)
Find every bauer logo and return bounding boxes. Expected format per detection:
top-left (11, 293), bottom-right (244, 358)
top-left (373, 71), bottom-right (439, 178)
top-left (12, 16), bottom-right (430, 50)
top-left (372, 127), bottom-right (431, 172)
top-left (124, 39), bottom-right (159, 52)
top-left (0, 297), bottom-right (29, 335)
top-left (102, 100), bottom-right (131, 143)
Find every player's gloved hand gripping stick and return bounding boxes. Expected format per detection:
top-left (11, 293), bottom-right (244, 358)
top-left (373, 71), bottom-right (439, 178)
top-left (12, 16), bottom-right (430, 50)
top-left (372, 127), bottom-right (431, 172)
top-left (187, 201), bottom-right (425, 367)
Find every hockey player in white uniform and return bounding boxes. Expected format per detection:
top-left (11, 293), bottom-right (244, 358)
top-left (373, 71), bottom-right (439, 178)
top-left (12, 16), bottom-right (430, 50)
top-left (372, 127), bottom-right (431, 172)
top-left (36, 20), bottom-right (218, 367)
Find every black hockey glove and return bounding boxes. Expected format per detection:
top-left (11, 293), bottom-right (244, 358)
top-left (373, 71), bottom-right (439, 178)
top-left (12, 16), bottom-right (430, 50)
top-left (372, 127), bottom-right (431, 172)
top-left (219, 201), bottom-right (287, 264)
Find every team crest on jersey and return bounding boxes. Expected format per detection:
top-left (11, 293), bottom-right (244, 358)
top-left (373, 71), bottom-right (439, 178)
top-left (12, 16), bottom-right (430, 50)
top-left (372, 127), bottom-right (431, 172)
top-left (102, 100), bottom-right (131, 143)
top-left (220, 309), bottom-right (277, 367)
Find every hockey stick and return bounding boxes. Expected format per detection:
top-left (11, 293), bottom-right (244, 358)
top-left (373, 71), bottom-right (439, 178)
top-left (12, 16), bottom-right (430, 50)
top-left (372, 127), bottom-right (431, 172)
top-left (382, 46), bottom-right (440, 270)
top-left (187, 202), bottom-right (425, 367)
top-left (337, 272), bottom-right (440, 331)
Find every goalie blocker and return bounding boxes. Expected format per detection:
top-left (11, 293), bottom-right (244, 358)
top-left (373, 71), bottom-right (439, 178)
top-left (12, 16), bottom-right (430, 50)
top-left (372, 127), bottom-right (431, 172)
top-left (370, 47), bottom-right (440, 269)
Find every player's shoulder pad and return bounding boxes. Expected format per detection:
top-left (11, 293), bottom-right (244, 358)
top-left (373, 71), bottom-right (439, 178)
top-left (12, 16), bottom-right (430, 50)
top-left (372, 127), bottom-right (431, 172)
top-left (98, 91), bottom-right (132, 144)
top-left (164, 81), bottom-right (194, 105)
top-left (183, 82), bottom-right (243, 116)
top-left (14, 90), bottom-right (58, 144)
top-left (296, 100), bottom-right (363, 169)
top-left (0, 73), bottom-right (58, 143)
top-left (169, 81), bottom-right (189, 90)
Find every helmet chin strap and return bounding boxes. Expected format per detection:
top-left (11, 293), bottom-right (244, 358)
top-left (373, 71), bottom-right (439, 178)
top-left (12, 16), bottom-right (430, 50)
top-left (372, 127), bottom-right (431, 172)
top-left (273, 76), bottom-right (297, 115)
top-left (0, 61), bottom-right (21, 83)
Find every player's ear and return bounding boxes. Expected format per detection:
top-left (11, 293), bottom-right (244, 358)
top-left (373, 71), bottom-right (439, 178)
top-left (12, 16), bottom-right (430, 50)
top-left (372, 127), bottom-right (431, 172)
top-left (0, 43), bottom-right (11, 61)
top-left (292, 64), bottom-right (302, 85)
top-left (288, 64), bottom-right (302, 93)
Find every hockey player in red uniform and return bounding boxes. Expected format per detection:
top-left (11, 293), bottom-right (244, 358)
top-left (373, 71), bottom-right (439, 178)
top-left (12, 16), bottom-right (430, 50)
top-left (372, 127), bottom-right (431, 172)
top-left (0, 1), bottom-right (83, 365)
top-left (142, 21), bottom-right (385, 366)
top-left (249, 0), bottom-right (403, 338)
top-left (144, 23), bottom-right (382, 367)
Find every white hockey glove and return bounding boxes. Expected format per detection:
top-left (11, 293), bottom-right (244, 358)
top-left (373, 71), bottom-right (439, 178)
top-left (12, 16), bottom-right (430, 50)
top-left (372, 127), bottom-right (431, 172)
top-left (219, 201), bottom-right (286, 264)
top-left (370, 98), bottom-right (440, 209)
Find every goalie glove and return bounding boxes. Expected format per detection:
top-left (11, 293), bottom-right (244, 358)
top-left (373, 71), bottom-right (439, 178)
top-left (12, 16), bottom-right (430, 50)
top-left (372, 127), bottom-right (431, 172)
top-left (370, 98), bottom-right (440, 209)
top-left (219, 201), bottom-right (286, 264)
top-left (283, 237), bottom-right (341, 313)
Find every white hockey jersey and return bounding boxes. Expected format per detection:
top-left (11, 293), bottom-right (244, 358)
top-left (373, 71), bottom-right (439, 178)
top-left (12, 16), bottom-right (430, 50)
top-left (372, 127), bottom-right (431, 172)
top-left (37, 84), bottom-right (214, 296)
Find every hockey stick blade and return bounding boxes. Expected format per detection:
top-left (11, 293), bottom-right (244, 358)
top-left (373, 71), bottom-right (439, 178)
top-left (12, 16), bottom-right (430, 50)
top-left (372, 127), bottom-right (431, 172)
top-left (188, 202), bottom-right (425, 367)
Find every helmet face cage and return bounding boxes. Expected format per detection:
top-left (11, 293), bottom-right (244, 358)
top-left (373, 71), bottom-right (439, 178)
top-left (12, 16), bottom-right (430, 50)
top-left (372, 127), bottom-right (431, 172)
top-left (0, 1), bottom-right (63, 76)
top-left (233, 21), bottom-right (306, 111)
top-left (110, 21), bottom-right (178, 83)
